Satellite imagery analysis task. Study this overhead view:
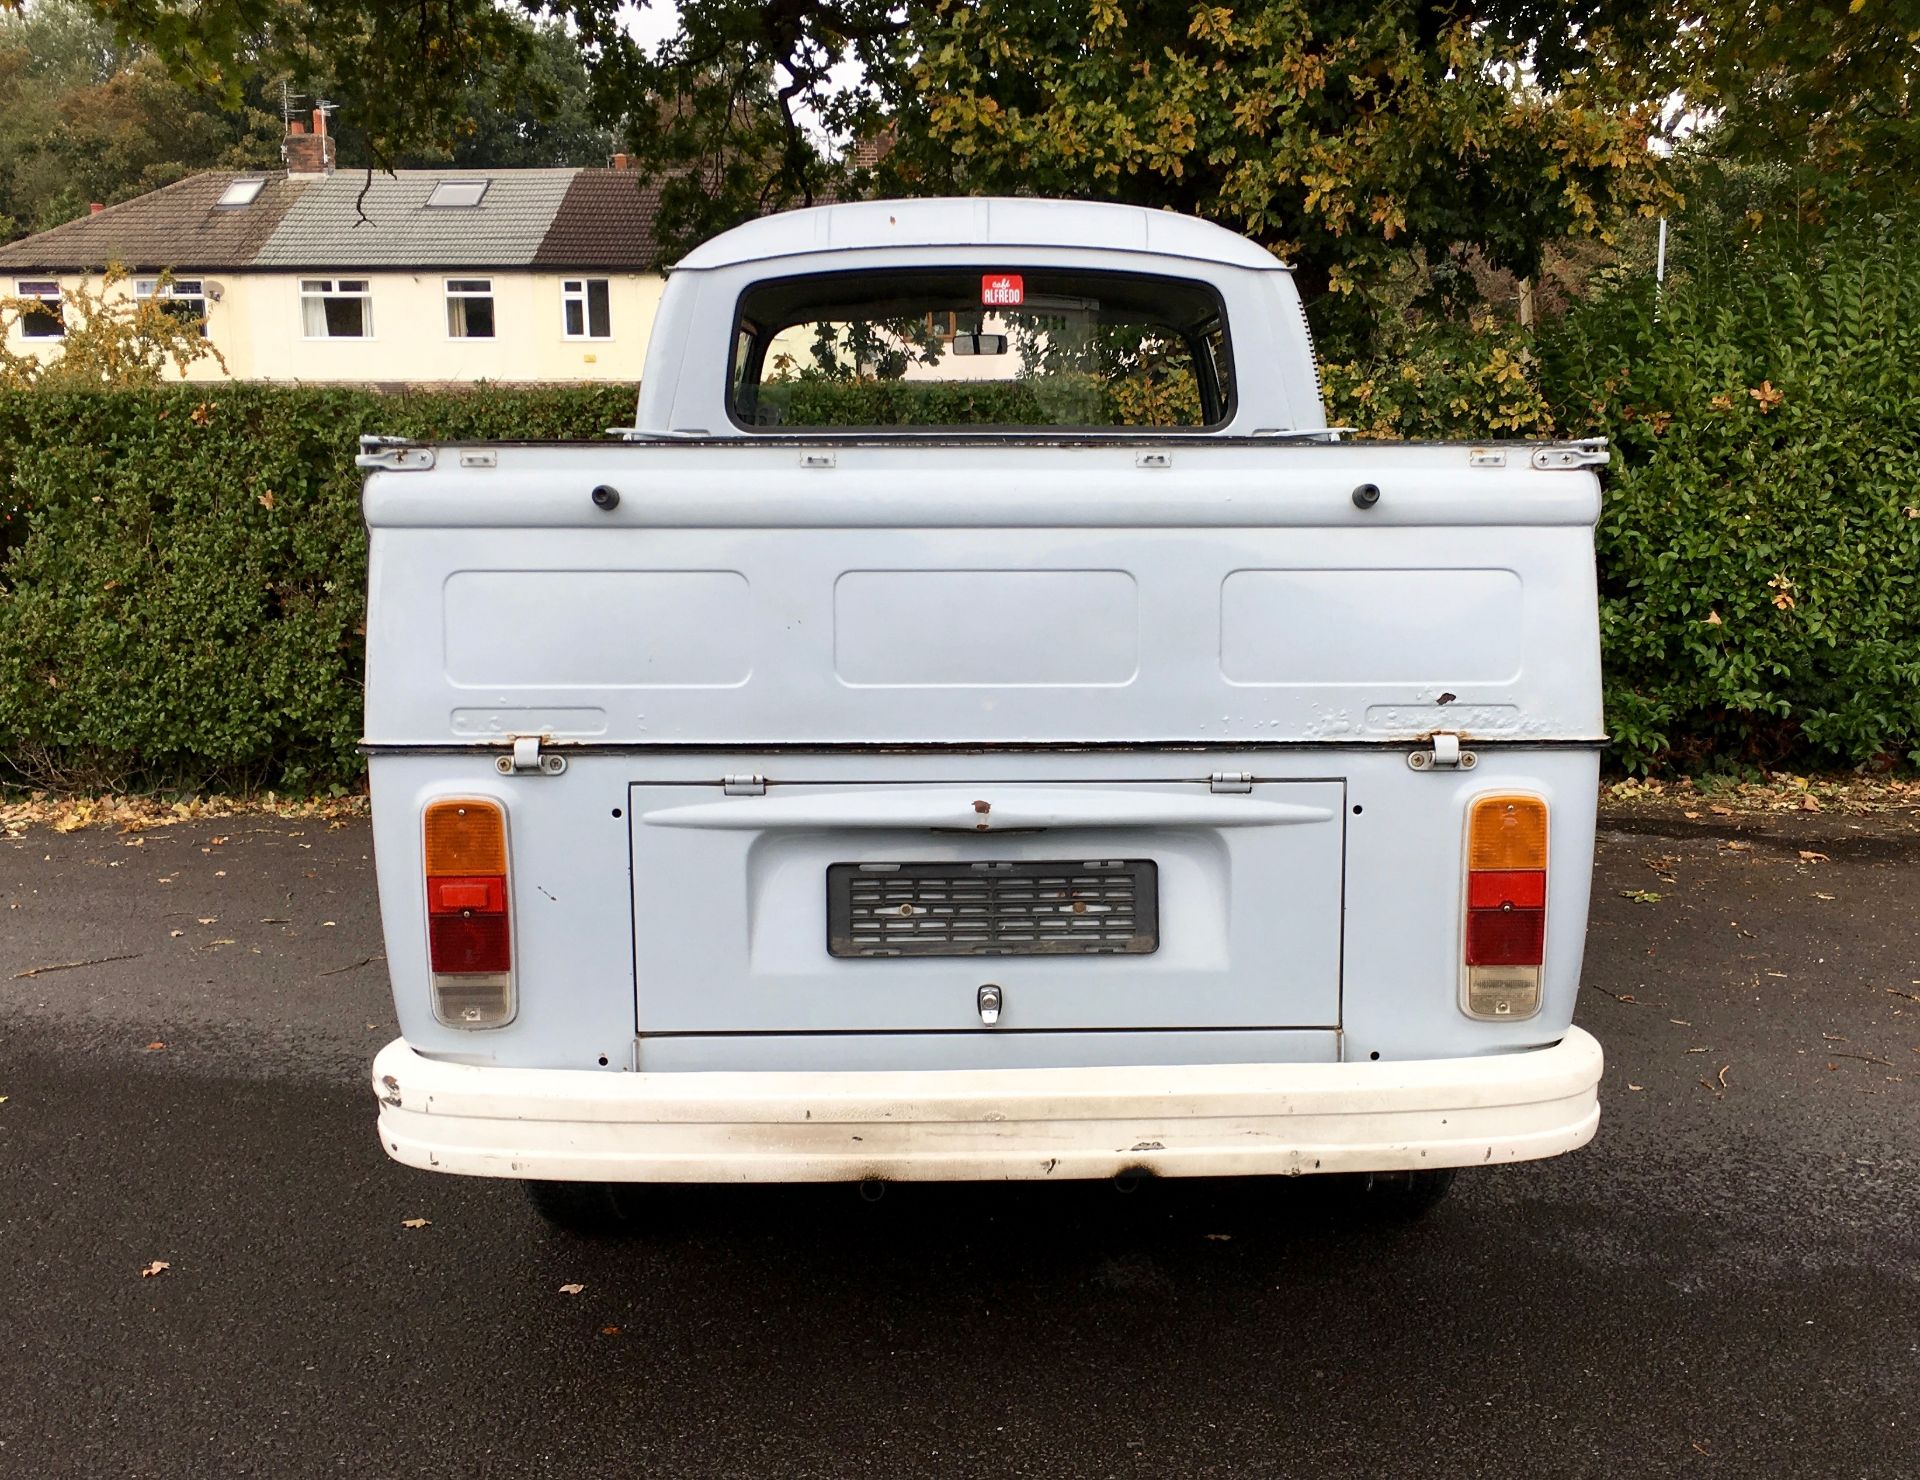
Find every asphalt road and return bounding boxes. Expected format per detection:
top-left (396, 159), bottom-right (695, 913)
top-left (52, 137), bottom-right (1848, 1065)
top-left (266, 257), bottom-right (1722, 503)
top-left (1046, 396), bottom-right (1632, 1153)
top-left (2, 805), bottom-right (1917, 1478)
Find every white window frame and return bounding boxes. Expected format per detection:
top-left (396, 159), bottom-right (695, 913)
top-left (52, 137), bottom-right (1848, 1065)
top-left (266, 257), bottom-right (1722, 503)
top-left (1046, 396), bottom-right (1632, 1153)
top-left (561, 277), bottom-right (612, 340)
top-left (135, 276), bottom-right (211, 338)
top-left (217, 178), bottom-right (266, 208)
top-left (426, 180), bottom-right (489, 209)
top-left (14, 279), bottom-right (63, 339)
top-left (300, 278), bottom-right (374, 340)
top-left (445, 277), bottom-right (497, 341)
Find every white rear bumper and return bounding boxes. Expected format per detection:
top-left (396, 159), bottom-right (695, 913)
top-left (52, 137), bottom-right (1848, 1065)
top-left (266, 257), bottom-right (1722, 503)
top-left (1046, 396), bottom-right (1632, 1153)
top-left (371, 1029), bottom-right (1602, 1184)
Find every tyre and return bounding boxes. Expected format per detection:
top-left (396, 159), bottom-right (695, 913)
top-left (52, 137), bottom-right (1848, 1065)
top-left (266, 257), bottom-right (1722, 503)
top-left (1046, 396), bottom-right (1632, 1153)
top-left (1343, 1167), bottom-right (1457, 1221)
top-left (523, 1179), bottom-right (645, 1235)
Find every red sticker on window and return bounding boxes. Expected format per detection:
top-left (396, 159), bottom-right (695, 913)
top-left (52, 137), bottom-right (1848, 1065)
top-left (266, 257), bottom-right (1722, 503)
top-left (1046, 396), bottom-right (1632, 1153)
top-left (981, 273), bottom-right (1024, 307)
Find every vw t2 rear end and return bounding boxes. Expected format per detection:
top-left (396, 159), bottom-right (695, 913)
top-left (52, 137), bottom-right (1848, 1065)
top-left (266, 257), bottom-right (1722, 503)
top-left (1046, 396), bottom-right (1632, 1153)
top-left (364, 198), bottom-right (1605, 1226)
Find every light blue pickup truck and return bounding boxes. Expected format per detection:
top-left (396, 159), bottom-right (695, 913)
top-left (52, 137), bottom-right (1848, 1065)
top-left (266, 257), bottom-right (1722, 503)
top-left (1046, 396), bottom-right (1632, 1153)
top-left (360, 198), bottom-right (1606, 1230)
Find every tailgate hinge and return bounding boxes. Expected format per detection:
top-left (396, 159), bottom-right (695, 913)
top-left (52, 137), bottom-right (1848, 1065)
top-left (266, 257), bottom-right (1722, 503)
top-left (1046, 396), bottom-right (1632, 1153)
top-left (722, 773), bottom-right (767, 796)
top-left (1209, 771), bottom-right (1255, 794)
top-left (355, 434), bottom-right (435, 472)
top-left (1407, 733), bottom-right (1477, 772)
top-left (496, 736), bottom-right (567, 776)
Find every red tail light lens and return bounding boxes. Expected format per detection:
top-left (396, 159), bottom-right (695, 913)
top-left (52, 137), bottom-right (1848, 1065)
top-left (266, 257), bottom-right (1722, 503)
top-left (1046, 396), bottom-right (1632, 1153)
top-left (422, 799), bottom-right (513, 1028)
top-left (429, 913), bottom-right (512, 974)
top-left (1465, 907), bottom-right (1546, 966)
top-left (1463, 795), bottom-right (1547, 1018)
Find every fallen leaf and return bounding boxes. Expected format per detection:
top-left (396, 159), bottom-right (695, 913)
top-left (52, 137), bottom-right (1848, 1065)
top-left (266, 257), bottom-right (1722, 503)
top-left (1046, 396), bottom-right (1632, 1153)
top-left (1703, 609), bottom-right (1722, 626)
top-left (145, 1041), bottom-right (166, 1052)
top-left (1709, 804), bottom-right (1734, 816)
top-left (1724, 840), bottom-right (1751, 851)
top-left (558, 1283), bottom-right (586, 1296)
top-left (197, 917), bottom-right (217, 925)
top-left (1798, 850), bottom-right (1830, 863)
top-left (600, 1325), bottom-right (621, 1336)
top-left (1621, 889), bottom-right (1662, 903)
top-left (1627, 1083), bottom-right (1645, 1091)
top-left (169, 929), bottom-right (184, 938)
top-left (1685, 1047), bottom-right (1710, 1054)
top-left (1669, 1018), bottom-right (1692, 1026)
top-left (401, 1217), bottom-right (431, 1229)
top-left (140, 1260), bottom-right (170, 1278)
top-left (1814, 892), bottom-right (1836, 901)
top-left (1204, 1233), bottom-right (1232, 1242)
top-left (257, 491), bottom-right (275, 510)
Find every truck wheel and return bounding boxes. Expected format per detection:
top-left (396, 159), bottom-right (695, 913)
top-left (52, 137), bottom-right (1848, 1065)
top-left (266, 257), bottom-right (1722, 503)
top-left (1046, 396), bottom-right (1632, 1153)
top-left (523, 1179), bottom-right (644, 1235)
top-left (1345, 1168), bottom-right (1456, 1220)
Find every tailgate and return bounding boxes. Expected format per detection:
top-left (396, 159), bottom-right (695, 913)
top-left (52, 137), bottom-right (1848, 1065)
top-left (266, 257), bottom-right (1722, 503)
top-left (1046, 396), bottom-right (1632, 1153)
top-left (629, 769), bottom-right (1344, 1035)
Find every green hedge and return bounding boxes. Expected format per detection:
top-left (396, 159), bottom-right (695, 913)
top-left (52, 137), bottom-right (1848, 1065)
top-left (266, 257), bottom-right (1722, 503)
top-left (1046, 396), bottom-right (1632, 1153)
top-left (3, 229), bottom-right (1918, 792)
top-left (0, 384), bottom-right (631, 791)
top-left (1545, 230), bottom-right (1920, 772)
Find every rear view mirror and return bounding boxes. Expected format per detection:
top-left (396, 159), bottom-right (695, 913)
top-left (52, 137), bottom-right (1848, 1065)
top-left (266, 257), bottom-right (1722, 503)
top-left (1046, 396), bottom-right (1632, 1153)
top-left (952, 333), bottom-right (1008, 356)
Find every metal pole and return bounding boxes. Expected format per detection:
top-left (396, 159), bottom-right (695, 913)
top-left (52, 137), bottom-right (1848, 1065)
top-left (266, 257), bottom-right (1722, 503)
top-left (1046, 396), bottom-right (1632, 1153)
top-left (1655, 217), bottom-right (1668, 289)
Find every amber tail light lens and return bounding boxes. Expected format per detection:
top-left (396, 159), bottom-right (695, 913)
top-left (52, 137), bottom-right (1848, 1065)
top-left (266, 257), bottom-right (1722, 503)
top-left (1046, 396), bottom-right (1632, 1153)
top-left (423, 799), bottom-right (513, 1028)
top-left (1463, 795), bottom-right (1547, 1018)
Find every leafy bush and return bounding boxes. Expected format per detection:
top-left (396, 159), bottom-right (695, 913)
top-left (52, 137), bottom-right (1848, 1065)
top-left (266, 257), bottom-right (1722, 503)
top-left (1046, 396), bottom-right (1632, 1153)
top-left (1320, 316), bottom-right (1555, 440)
top-left (0, 384), bottom-right (631, 791)
top-left (1543, 223), bottom-right (1920, 772)
top-left (759, 369), bottom-right (1204, 428)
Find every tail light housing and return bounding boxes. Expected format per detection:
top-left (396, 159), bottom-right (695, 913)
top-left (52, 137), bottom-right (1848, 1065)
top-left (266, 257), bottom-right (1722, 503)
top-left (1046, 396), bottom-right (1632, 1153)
top-left (423, 799), bottom-right (514, 1028)
top-left (1463, 794), bottom-right (1547, 1019)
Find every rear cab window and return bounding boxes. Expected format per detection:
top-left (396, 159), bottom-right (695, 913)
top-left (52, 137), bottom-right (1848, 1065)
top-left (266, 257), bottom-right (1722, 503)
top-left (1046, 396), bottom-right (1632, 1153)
top-left (728, 267), bottom-right (1235, 432)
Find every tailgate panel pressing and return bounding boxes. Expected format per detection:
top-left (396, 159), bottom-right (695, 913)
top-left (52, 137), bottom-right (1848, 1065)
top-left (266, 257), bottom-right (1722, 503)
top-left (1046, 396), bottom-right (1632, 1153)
top-left (631, 774), bottom-right (1344, 1035)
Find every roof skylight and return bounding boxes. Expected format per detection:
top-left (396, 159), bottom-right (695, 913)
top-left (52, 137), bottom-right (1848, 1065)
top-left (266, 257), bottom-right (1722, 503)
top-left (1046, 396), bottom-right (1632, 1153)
top-left (217, 178), bottom-right (266, 208)
top-left (426, 180), bottom-right (489, 209)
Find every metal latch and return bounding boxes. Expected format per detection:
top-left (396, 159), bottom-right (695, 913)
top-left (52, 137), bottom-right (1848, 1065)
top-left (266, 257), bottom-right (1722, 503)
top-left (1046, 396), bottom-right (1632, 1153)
top-left (355, 434), bottom-right (435, 472)
top-left (1209, 771), bottom-right (1255, 793)
top-left (496, 736), bottom-right (567, 776)
top-left (977, 984), bottom-right (1003, 1025)
top-left (722, 774), bottom-right (766, 796)
top-left (1530, 437), bottom-right (1610, 470)
top-left (1407, 733), bottom-right (1477, 772)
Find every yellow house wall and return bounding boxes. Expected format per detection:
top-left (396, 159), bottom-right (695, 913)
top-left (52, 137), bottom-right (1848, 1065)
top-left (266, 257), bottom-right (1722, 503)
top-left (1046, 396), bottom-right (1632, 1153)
top-left (5, 270), bottom-right (666, 384)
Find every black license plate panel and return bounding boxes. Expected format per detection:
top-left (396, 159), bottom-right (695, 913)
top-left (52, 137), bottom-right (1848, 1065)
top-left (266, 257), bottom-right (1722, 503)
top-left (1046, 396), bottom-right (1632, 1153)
top-left (827, 859), bottom-right (1159, 958)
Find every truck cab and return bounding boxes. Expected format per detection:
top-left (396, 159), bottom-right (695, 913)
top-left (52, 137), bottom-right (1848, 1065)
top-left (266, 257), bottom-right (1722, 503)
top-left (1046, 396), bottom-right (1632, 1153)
top-left (363, 198), bottom-right (1605, 1227)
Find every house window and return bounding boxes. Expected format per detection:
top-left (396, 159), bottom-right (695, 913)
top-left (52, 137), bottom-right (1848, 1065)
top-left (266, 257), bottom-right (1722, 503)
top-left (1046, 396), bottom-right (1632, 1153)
top-left (427, 180), bottom-right (488, 209)
top-left (301, 278), bottom-right (372, 338)
top-left (15, 280), bottom-right (63, 339)
top-left (561, 278), bottom-right (610, 339)
top-left (135, 277), bottom-right (210, 337)
top-left (217, 178), bottom-right (265, 208)
top-left (445, 278), bottom-right (495, 339)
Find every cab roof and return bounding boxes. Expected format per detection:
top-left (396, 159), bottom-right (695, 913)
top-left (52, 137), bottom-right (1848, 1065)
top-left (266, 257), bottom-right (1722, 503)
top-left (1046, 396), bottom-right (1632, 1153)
top-left (674, 197), bottom-right (1289, 273)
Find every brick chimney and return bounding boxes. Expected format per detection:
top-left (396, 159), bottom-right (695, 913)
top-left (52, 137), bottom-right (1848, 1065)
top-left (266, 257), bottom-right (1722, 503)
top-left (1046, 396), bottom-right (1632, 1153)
top-left (90, 202), bottom-right (104, 214)
top-left (284, 107), bottom-right (336, 179)
top-left (610, 152), bottom-right (633, 170)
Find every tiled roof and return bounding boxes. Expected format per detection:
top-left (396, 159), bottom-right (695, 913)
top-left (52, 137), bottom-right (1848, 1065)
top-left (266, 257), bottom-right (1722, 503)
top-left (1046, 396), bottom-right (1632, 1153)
top-left (0, 172), bottom-right (308, 273)
top-left (250, 168), bottom-right (579, 269)
top-left (533, 170), bottom-right (665, 269)
top-left (0, 166), bottom-right (673, 276)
